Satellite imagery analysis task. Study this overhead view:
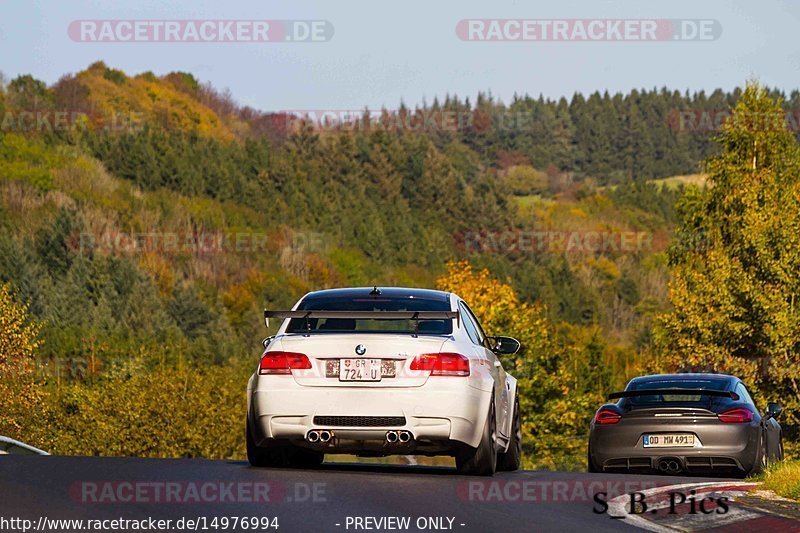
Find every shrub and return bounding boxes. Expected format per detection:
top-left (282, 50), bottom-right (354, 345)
top-left (0, 283), bottom-right (45, 437)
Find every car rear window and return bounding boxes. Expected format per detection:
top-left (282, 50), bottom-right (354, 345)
top-left (285, 297), bottom-right (453, 335)
top-left (625, 379), bottom-right (729, 406)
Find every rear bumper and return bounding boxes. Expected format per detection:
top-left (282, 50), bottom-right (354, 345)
top-left (248, 374), bottom-right (490, 450)
top-left (589, 419), bottom-right (760, 473)
top-left (595, 455), bottom-right (746, 474)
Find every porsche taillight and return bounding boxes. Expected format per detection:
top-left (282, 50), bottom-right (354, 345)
top-left (409, 352), bottom-right (470, 376)
top-left (718, 407), bottom-right (753, 423)
top-left (594, 409), bottom-right (622, 425)
top-left (259, 351), bottom-right (312, 375)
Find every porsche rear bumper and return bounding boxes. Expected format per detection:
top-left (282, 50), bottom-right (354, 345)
top-left (588, 417), bottom-right (760, 474)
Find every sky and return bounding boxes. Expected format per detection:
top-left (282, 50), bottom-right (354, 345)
top-left (1, 0), bottom-right (799, 112)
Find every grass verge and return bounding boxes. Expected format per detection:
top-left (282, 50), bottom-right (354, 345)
top-left (754, 461), bottom-right (800, 500)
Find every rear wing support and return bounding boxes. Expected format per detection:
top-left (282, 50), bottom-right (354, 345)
top-left (264, 309), bottom-right (460, 332)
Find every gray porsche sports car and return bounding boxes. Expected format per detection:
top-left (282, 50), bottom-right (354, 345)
top-left (588, 374), bottom-right (783, 476)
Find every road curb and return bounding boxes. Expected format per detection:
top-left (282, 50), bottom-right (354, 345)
top-left (607, 481), bottom-right (762, 531)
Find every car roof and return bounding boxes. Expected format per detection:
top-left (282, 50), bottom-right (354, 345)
top-left (628, 373), bottom-right (738, 386)
top-left (302, 287), bottom-right (451, 302)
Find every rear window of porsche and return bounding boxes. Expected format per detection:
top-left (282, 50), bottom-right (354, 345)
top-left (625, 379), bottom-right (729, 405)
top-left (285, 297), bottom-right (454, 335)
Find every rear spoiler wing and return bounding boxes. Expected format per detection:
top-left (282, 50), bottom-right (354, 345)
top-left (264, 309), bottom-right (460, 329)
top-left (607, 389), bottom-right (739, 401)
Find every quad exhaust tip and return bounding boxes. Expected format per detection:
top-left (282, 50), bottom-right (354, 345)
top-left (307, 429), bottom-right (409, 444)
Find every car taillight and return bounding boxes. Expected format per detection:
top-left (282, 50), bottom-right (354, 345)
top-left (409, 352), bottom-right (470, 376)
top-left (594, 409), bottom-right (622, 425)
top-left (718, 408), bottom-right (753, 423)
top-left (259, 351), bottom-right (312, 375)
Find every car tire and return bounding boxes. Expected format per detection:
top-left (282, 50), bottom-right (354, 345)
top-left (456, 399), bottom-right (497, 476)
top-left (287, 448), bottom-right (324, 468)
top-left (587, 447), bottom-right (599, 473)
top-left (497, 396), bottom-right (521, 472)
top-left (747, 431), bottom-right (767, 476)
top-left (246, 421), bottom-right (287, 467)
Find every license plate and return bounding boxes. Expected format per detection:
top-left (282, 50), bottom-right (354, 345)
top-left (643, 434), bottom-right (695, 447)
top-left (339, 359), bottom-right (382, 382)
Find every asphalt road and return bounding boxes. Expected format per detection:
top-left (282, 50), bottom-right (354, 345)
top-left (0, 456), bottom-right (796, 532)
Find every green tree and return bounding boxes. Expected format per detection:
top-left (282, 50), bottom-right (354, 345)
top-left (6, 74), bottom-right (54, 110)
top-left (35, 207), bottom-right (80, 277)
top-left (657, 83), bottom-right (800, 441)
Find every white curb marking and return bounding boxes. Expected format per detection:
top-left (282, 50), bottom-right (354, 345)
top-left (607, 481), bottom-right (761, 532)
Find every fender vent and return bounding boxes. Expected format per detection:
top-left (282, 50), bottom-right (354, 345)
top-left (313, 416), bottom-right (406, 427)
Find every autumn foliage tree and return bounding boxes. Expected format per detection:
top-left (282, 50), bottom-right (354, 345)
top-left (657, 83), bottom-right (800, 443)
top-left (0, 283), bottom-right (44, 436)
top-left (437, 261), bottom-right (605, 469)
top-left (5, 64), bottom-right (797, 467)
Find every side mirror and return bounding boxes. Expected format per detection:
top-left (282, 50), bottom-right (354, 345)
top-left (262, 336), bottom-right (275, 350)
top-left (766, 402), bottom-right (782, 419)
top-left (488, 336), bottom-right (521, 355)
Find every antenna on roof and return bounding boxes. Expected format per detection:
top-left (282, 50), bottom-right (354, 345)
top-left (369, 286), bottom-right (381, 296)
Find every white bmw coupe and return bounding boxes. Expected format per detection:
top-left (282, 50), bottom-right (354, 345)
top-left (246, 287), bottom-right (522, 475)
